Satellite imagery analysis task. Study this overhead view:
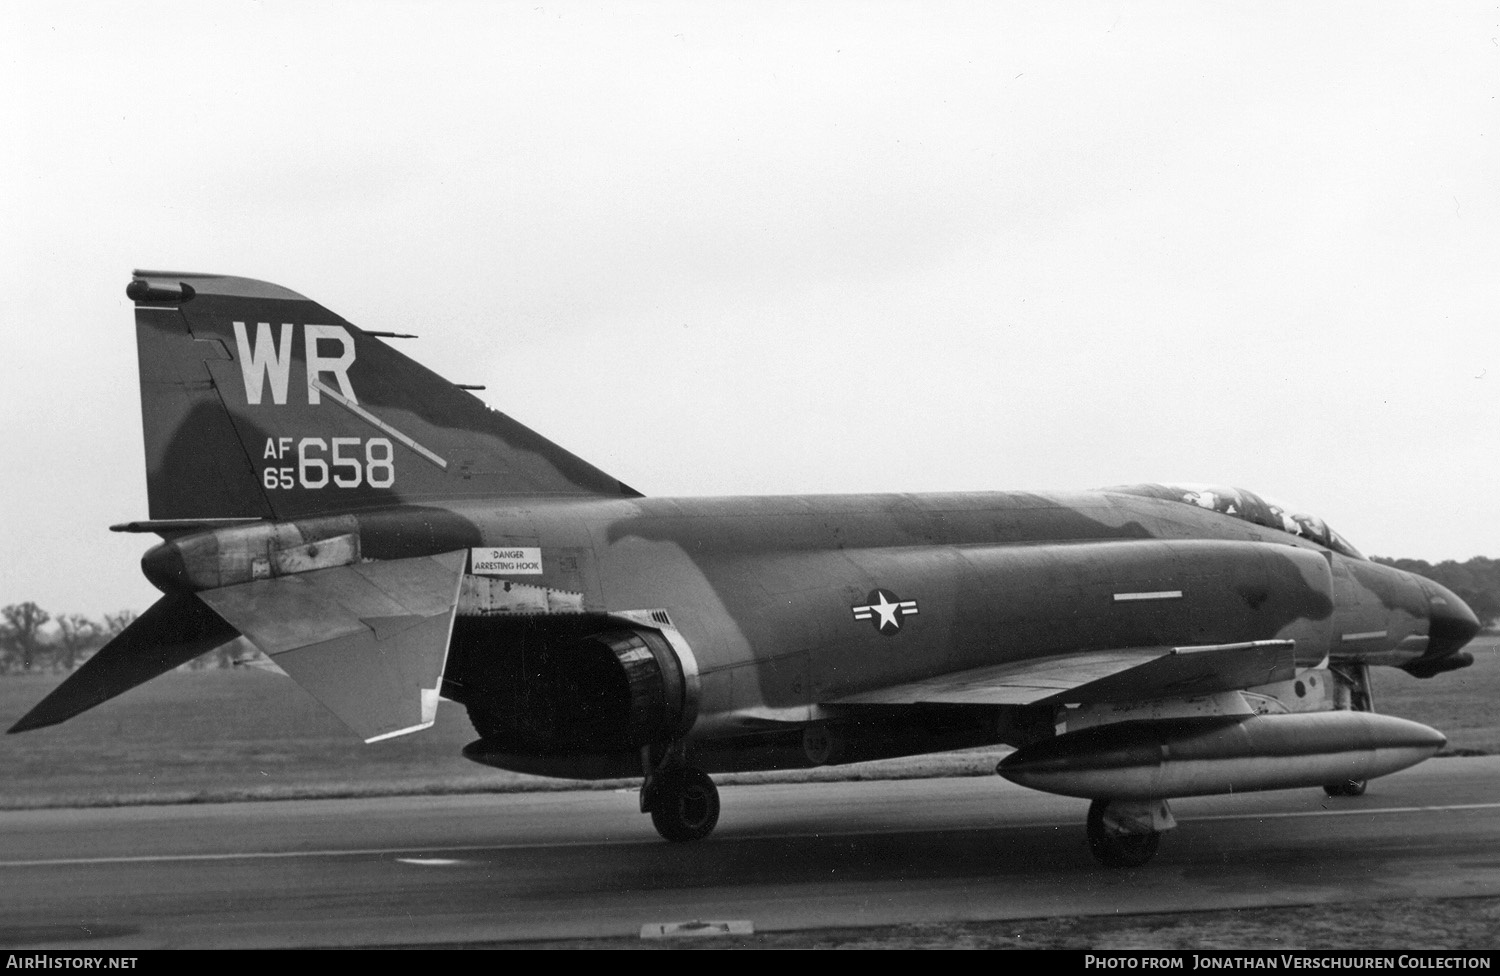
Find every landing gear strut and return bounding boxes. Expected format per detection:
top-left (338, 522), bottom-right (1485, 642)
top-left (1323, 664), bottom-right (1373, 798)
top-left (1086, 798), bottom-right (1174, 868)
top-left (640, 743), bottom-right (720, 842)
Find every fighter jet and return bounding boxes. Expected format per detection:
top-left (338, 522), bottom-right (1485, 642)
top-left (10, 271), bottom-right (1480, 866)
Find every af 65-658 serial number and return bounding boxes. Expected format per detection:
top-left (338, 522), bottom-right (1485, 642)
top-left (262, 436), bottom-right (395, 490)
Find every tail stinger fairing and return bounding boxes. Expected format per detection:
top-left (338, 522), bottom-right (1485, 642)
top-left (11, 270), bottom-right (1481, 867)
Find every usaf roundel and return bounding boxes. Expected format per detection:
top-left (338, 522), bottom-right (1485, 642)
top-left (851, 589), bottom-right (919, 635)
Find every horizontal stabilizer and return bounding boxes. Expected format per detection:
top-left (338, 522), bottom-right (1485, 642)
top-left (828, 640), bottom-right (1296, 708)
top-left (198, 551), bottom-right (467, 742)
top-left (8, 593), bottom-right (239, 733)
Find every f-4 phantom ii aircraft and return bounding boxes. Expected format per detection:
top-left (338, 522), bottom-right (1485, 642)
top-left (11, 271), bottom-right (1481, 866)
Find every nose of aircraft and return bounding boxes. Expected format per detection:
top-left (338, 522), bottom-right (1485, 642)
top-left (1405, 580), bottom-right (1481, 677)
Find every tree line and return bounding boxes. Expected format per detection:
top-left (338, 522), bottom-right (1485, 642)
top-left (0, 603), bottom-right (250, 675)
top-left (3, 555), bottom-right (1496, 674)
top-left (1371, 555), bottom-right (1500, 629)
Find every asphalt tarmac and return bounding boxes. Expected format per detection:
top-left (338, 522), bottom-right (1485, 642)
top-left (1, 757), bottom-right (1497, 949)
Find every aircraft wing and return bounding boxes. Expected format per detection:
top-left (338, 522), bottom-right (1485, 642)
top-left (198, 551), bottom-right (467, 742)
top-left (827, 640), bottom-right (1296, 707)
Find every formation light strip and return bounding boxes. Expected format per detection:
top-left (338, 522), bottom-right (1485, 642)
top-left (1113, 590), bottom-right (1183, 602)
top-left (310, 378), bottom-right (448, 471)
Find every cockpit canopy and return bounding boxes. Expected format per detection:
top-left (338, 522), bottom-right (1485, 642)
top-left (1108, 483), bottom-right (1366, 560)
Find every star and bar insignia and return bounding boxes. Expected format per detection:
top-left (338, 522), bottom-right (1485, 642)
top-left (851, 589), bottom-right (919, 635)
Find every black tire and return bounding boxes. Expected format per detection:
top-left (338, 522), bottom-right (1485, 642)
top-left (1086, 798), bottom-right (1160, 868)
top-left (1323, 779), bottom-right (1367, 797)
top-left (649, 768), bottom-right (720, 842)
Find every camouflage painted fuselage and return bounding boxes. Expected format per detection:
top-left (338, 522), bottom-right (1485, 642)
top-left (133, 482), bottom-right (1470, 777)
top-left (15, 273), bottom-right (1476, 804)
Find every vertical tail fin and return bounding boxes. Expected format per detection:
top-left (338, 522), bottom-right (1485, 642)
top-left (129, 271), bottom-right (639, 521)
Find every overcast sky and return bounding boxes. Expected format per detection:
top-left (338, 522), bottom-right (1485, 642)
top-left (4, 1), bottom-right (1498, 618)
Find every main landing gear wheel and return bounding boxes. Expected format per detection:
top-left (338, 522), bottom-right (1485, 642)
top-left (648, 768), bottom-right (720, 842)
top-left (1087, 798), bottom-right (1160, 868)
top-left (1323, 779), bottom-right (1368, 797)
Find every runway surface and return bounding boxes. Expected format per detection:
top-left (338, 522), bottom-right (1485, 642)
top-left (2, 756), bottom-right (1498, 949)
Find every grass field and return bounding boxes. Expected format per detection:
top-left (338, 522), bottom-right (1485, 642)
top-left (0, 635), bottom-right (1495, 809)
top-left (1368, 634), bottom-right (1500, 754)
top-left (4, 641), bottom-right (1497, 949)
